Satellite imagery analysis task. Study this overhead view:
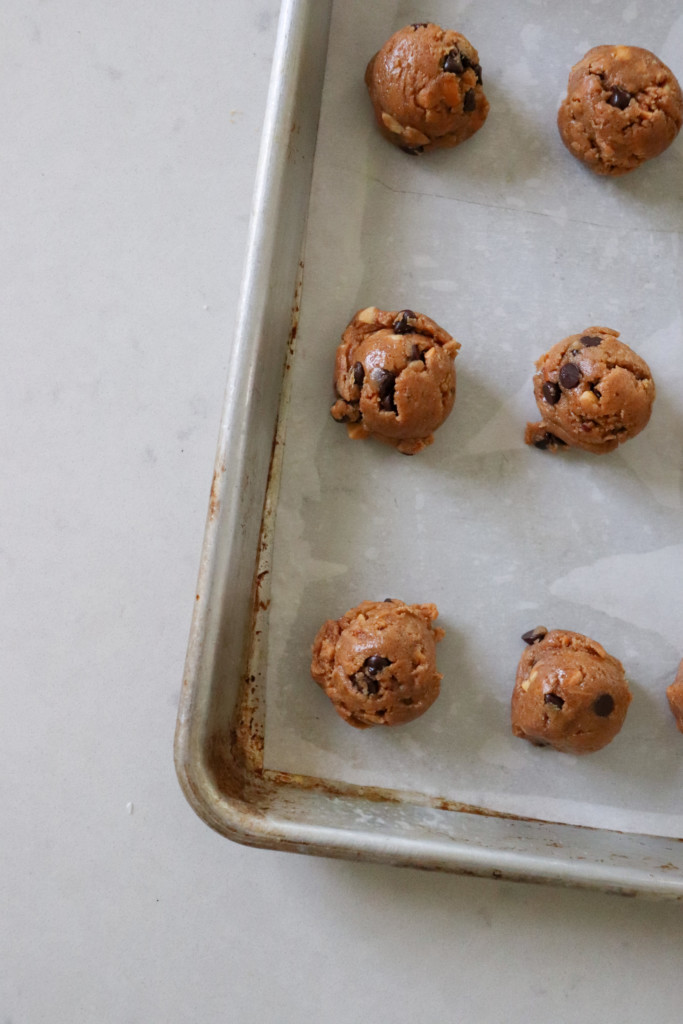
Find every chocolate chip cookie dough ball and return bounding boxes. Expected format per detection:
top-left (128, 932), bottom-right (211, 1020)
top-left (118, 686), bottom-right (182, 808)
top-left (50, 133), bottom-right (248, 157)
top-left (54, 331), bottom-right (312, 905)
top-left (365, 22), bottom-right (489, 154)
top-left (511, 628), bottom-right (632, 754)
top-left (311, 599), bottom-right (444, 729)
top-left (666, 659), bottom-right (683, 734)
top-left (525, 326), bottom-right (655, 454)
top-left (558, 45), bottom-right (683, 175)
top-left (330, 306), bottom-right (460, 455)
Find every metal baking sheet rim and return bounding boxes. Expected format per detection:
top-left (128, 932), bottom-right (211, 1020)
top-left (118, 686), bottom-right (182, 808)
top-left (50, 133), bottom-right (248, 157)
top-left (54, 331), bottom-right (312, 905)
top-left (174, 0), bottom-right (683, 898)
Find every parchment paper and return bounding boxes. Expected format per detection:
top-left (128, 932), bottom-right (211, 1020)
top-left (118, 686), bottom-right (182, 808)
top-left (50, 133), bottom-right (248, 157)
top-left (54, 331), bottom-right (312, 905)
top-left (263, 0), bottom-right (683, 835)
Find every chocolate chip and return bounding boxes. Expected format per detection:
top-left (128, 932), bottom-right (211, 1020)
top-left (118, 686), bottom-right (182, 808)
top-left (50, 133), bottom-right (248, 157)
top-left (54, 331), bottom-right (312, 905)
top-left (351, 670), bottom-right (377, 695)
top-left (521, 626), bottom-right (548, 645)
top-left (559, 363), bottom-right (581, 389)
top-left (352, 361), bottom-right (364, 386)
top-left (534, 432), bottom-right (559, 450)
top-left (542, 381), bottom-right (561, 405)
top-left (593, 693), bottom-right (615, 717)
top-left (443, 48), bottom-right (464, 74)
top-left (581, 335), bottom-right (602, 347)
top-left (383, 598), bottom-right (393, 602)
top-left (393, 310), bottom-right (416, 334)
top-left (409, 343), bottom-right (422, 361)
top-left (379, 393), bottom-right (395, 411)
top-left (458, 52), bottom-right (482, 83)
top-left (544, 692), bottom-right (565, 709)
top-left (607, 87), bottom-right (632, 110)
top-left (364, 655), bottom-right (391, 675)
top-left (370, 367), bottom-right (395, 400)
top-left (463, 89), bottom-right (476, 112)
top-left (353, 656), bottom-right (392, 696)
top-left (411, 22), bottom-right (428, 29)
top-left (400, 145), bottom-right (424, 155)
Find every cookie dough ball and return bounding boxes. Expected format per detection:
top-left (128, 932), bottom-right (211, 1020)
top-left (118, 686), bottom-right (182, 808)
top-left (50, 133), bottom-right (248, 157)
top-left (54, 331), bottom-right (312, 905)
top-left (558, 45), bottom-right (683, 175)
top-left (525, 326), bottom-right (655, 454)
top-left (666, 659), bottom-right (683, 734)
top-left (311, 599), bottom-right (444, 729)
top-left (511, 628), bottom-right (631, 754)
top-left (330, 306), bottom-right (460, 455)
top-left (365, 22), bottom-right (489, 154)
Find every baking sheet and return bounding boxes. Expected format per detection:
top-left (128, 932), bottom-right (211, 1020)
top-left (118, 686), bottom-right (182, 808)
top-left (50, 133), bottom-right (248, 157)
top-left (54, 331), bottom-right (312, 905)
top-left (263, 0), bottom-right (683, 835)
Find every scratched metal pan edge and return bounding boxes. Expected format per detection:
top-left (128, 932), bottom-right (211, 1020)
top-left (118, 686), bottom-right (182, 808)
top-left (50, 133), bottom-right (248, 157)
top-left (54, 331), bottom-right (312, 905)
top-left (174, 0), bottom-right (683, 897)
top-left (174, 0), bottom-right (333, 836)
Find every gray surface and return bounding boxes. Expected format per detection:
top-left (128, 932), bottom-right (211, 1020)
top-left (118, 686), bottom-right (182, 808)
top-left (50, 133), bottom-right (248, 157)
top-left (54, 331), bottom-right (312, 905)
top-left (4, 2), bottom-right (683, 1021)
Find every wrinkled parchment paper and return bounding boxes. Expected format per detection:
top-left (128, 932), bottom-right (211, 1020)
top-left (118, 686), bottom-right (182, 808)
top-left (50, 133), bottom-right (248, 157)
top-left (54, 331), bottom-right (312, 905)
top-left (263, 0), bottom-right (683, 835)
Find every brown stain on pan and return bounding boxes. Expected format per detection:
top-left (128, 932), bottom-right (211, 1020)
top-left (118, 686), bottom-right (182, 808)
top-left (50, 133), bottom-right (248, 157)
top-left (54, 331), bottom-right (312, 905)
top-left (208, 461), bottom-right (226, 521)
top-left (206, 274), bottom-right (305, 803)
top-left (262, 769), bottom-right (554, 825)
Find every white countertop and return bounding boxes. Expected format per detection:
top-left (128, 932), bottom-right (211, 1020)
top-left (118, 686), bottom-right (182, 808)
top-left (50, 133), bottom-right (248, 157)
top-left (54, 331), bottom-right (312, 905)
top-left (2, 3), bottom-right (682, 1021)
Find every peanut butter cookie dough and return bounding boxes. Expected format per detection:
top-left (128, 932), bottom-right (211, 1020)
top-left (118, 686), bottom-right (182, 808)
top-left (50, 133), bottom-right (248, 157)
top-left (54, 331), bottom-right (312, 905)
top-left (330, 306), bottom-right (460, 455)
top-left (311, 599), bottom-right (444, 729)
top-left (558, 45), bottom-right (683, 175)
top-left (666, 659), bottom-right (683, 734)
top-left (525, 326), bottom-right (655, 454)
top-left (511, 628), bottom-right (632, 754)
top-left (365, 22), bottom-right (489, 154)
